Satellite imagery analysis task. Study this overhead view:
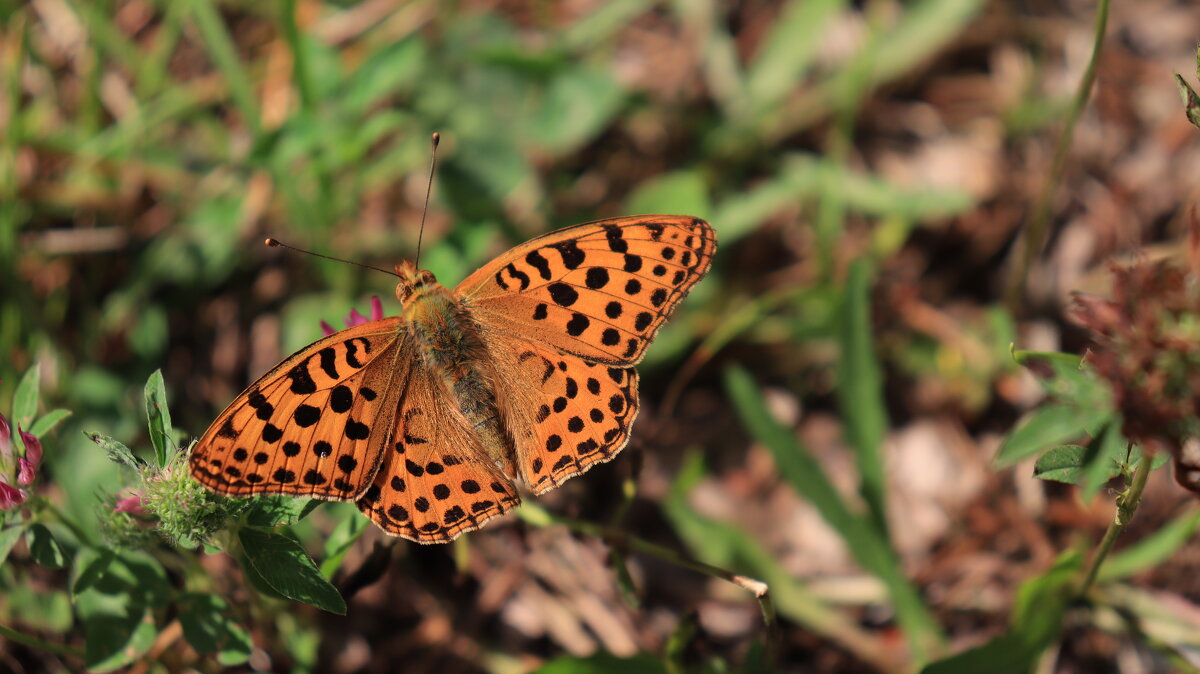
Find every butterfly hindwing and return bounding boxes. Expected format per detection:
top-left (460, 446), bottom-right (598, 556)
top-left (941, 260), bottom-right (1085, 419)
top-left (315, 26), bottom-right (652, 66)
top-left (456, 215), bottom-right (716, 366)
top-left (357, 358), bottom-right (521, 543)
top-left (190, 319), bottom-right (407, 500)
top-left (481, 334), bottom-right (640, 493)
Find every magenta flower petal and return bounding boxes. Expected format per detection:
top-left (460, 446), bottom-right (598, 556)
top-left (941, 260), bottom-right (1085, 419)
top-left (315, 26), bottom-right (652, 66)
top-left (114, 493), bottom-right (149, 516)
top-left (321, 297), bottom-right (386, 335)
top-left (0, 413), bottom-right (10, 462)
top-left (18, 426), bottom-right (41, 468)
top-left (17, 458), bottom-right (33, 486)
top-left (0, 481), bottom-right (25, 510)
top-left (344, 308), bottom-right (368, 328)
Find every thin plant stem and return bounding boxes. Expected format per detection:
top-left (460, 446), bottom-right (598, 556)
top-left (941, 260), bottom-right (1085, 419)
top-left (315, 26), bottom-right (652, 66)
top-left (1078, 447), bottom-right (1153, 597)
top-left (39, 500), bottom-right (94, 547)
top-left (1006, 0), bottom-right (1111, 309)
top-left (518, 505), bottom-right (778, 661)
top-left (0, 622), bottom-right (83, 659)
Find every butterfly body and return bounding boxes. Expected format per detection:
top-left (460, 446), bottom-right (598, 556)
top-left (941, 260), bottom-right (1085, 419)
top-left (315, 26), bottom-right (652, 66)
top-left (395, 263), bottom-right (511, 467)
top-left (191, 216), bottom-right (716, 543)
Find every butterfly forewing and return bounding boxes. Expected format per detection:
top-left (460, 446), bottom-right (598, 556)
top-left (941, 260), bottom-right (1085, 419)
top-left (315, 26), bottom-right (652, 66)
top-left (457, 216), bottom-right (717, 366)
top-left (357, 359), bottom-right (521, 543)
top-left (190, 319), bottom-right (407, 500)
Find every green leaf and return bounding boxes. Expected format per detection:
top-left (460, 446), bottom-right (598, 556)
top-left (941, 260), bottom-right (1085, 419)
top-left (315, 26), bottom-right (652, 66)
top-left (836, 258), bottom-right (888, 536)
top-left (144, 369), bottom-right (174, 468)
top-left (85, 431), bottom-right (142, 470)
top-left (75, 550), bottom-right (171, 613)
top-left (1011, 348), bottom-right (1111, 408)
top-left (239, 527), bottom-right (346, 614)
top-left (1082, 421), bottom-right (1127, 499)
top-left (535, 653), bottom-right (667, 674)
top-left (84, 606), bottom-right (158, 672)
top-left (0, 524), bottom-right (24, 566)
top-left (530, 66), bottom-right (626, 155)
top-left (12, 364), bottom-right (39, 428)
top-left (1099, 509), bottom-right (1200, 582)
top-left (244, 496), bottom-right (321, 527)
top-left (1033, 445), bottom-right (1095, 484)
top-left (240, 554), bottom-right (290, 601)
top-left (73, 548), bottom-right (117, 596)
top-left (28, 523), bottom-right (67, 569)
top-left (724, 366), bottom-right (942, 659)
top-left (28, 409), bottom-right (72, 438)
top-left (921, 633), bottom-right (1043, 674)
top-left (625, 170), bottom-right (712, 221)
top-left (993, 403), bottom-right (1111, 468)
top-left (178, 593), bottom-right (252, 663)
top-left (320, 509), bottom-right (367, 578)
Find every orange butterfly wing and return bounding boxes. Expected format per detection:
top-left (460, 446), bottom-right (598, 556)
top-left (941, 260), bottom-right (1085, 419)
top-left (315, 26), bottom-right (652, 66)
top-left (190, 319), bottom-right (408, 500)
top-left (356, 360), bottom-right (522, 543)
top-left (457, 215), bottom-right (717, 366)
top-left (460, 215), bottom-right (715, 492)
top-left (482, 337), bottom-right (640, 494)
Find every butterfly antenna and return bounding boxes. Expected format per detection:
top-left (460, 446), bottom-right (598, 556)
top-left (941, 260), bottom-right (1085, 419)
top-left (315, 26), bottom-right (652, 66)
top-left (414, 131), bottom-right (440, 269)
top-left (264, 238), bottom-right (398, 277)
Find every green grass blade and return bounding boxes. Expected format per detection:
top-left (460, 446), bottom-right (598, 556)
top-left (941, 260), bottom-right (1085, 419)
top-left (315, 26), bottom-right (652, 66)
top-left (724, 366), bottom-right (943, 659)
top-left (837, 259), bottom-right (889, 538)
top-left (281, 0), bottom-right (315, 111)
top-left (185, 0), bottom-right (262, 136)
top-left (663, 455), bottom-right (900, 672)
top-left (745, 0), bottom-right (844, 114)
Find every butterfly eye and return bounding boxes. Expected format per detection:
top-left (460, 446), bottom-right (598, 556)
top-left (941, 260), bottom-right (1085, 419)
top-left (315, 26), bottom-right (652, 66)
top-left (396, 282), bottom-right (414, 301)
top-left (419, 270), bottom-right (437, 286)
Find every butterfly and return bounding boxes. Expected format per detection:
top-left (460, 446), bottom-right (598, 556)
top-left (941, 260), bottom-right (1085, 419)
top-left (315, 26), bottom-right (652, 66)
top-left (189, 215), bottom-right (716, 543)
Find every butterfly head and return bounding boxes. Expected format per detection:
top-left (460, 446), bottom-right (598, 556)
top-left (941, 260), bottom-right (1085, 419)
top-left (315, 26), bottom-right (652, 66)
top-left (394, 261), bottom-right (438, 304)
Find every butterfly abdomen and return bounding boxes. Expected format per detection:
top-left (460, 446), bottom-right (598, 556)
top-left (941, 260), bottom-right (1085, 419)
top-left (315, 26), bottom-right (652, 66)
top-left (404, 284), bottom-right (512, 465)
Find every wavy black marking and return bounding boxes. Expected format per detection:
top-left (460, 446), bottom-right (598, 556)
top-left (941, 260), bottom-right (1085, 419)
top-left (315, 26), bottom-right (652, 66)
top-left (345, 339), bottom-right (362, 368)
top-left (505, 263), bottom-right (530, 290)
top-left (525, 250), bottom-right (552, 280)
top-left (319, 347), bottom-right (339, 379)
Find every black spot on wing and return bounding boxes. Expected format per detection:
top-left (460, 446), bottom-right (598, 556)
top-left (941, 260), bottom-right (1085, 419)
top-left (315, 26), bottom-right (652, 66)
top-left (548, 283), bottom-right (579, 307)
top-left (330, 385), bottom-right (353, 413)
top-left (217, 418), bottom-right (237, 438)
